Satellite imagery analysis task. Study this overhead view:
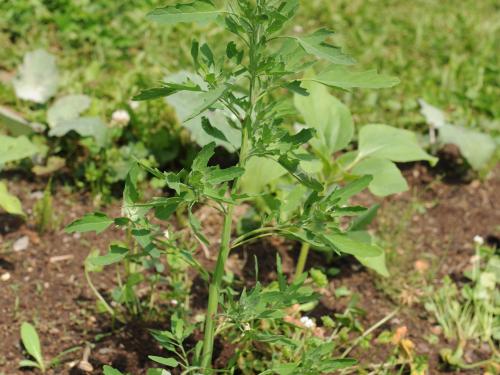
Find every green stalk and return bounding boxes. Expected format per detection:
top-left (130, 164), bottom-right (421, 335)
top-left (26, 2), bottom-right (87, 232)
top-left (200, 206), bottom-right (234, 371)
top-left (201, 13), bottom-right (260, 371)
top-left (294, 242), bottom-right (310, 280)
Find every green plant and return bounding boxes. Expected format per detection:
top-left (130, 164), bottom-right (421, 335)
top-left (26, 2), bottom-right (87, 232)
top-left (19, 322), bottom-right (80, 373)
top-left (34, 180), bottom-right (57, 233)
top-left (425, 238), bottom-right (499, 370)
top-left (66, 0), bottom-right (424, 373)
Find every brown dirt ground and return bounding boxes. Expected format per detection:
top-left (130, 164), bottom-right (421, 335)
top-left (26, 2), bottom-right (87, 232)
top-left (0, 163), bottom-right (499, 374)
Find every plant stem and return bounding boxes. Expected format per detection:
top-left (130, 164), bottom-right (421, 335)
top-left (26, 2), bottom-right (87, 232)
top-left (84, 267), bottom-right (124, 324)
top-left (201, 205), bottom-right (234, 372)
top-left (294, 242), bottom-right (310, 280)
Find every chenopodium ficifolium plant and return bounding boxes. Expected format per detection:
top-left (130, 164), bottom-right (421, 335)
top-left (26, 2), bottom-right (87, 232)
top-left (66, 0), bottom-right (420, 373)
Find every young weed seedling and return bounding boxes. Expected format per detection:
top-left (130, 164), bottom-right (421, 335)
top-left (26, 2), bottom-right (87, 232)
top-left (19, 322), bottom-right (79, 373)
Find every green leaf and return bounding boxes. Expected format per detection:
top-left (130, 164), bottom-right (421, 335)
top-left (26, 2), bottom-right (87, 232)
top-left (201, 116), bottom-right (229, 143)
top-left (147, 0), bottom-right (223, 25)
top-left (329, 175), bottom-right (372, 205)
top-left (20, 323), bottom-right (44, 369)
top-left (47, 94), bottom-right (91, 128)
top-left (310, 66), bottom-right (400, 90)
top-left (352, 158), bottom-right (408, 196)
top-left (65, 212), bottom-right (114, 234)
top-left (320, 358), bottom-right (357, 370)
top-left (347, 231), bottom-right (389, 277)
top-left (358, 124), bottom-right (437, 164)
top-left (192, 142), bottom-right (215, 171)
top-left (439, 124), bottom-right (496, 171)
top-left (205, 166), bottom-right (245, 184)
top-left (165, 71), bottom-right (240, 152)
top-left (133, 82), bottom-right (202, 101)
top-left (240, 156), bottom-right (287, 194)
top-left (278, 155), bottom-right (323, 191)
top-left (350, 204), bottom-right (380, 231)
top-left (148, 355), bottom-right (179, 367)
top-left (184, 86), bottom-right (226, 121)
top-left (0, 106), bottom-right (34, 136)
top-left (32, 156), bottom-right (65, 176)
top-left (284, 80), bottom-right (309, 96)
top-left (0, 134), bottom-right (38, 164)
top-left (18, 359), bottom-right (41, 369)
top-left (13, 49), bottom-right (59, 104)
top-left (188, 209), bottom-right (209, 245)
top-left (103, 365), bottom-right (125, 375)
top-left (294, 81), bottom-right (354, 154)
top-left (90, 245), bottom-right (128, 266)
top-left (48, 117), bottom-right (109, 148)
top-left (0, 181), bottom-right (25, 217)
top-left (323, 233), bottom-right (381, 258)
top-left (293, 29), bottom-right (356, 65)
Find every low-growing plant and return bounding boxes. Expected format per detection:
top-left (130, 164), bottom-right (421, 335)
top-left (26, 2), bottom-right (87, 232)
top-left (19, 322), bottom-right (79, 373)
top-left (65, 0), bottom-right (430, 373)
top-left (425, 237), bottom-right (499, 371)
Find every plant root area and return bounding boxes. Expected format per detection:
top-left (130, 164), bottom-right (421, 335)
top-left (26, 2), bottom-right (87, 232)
top-left (1, 164), bottom-right (499, 374)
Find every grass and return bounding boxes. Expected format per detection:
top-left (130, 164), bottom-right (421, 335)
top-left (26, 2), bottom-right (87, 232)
top-left (1, 0), bottom-right (498, 138)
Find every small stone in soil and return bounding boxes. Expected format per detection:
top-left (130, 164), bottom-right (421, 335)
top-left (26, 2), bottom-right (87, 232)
top-left (13, 236), bottom-right (29, 251)
top-left (1, 272), bottom-right (11, 281)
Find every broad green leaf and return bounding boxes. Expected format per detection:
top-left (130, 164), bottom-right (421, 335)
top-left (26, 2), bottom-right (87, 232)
top-left (65, 212), bottom-right (114, 234)
top-left (294, 81), bottom-right (354, 154)
top-left (293, 29), bottom-right (356, 65)
top-left (148, 355), bottom-right (179, 367)
top-left (48, 117), bottom-right (108, 148)
top-left (0, 135), bottom-right (38, 164)
top-left (13, 49), bottom-right (59, 103)
top-left (0, 106), bottom-right (34, 136)
top-left (0, 181), bottom-right (24, 217)
top-left (103, 365), bottom-right (124, 375)
top-left (20, 323), bottom-right (44, 368)
top-left (347, 231), bottom-right (389, 277)
top-left (47, 94), bottom-right (91, 128)
top-left (439, 124), bottom-right (496, 171)
top-left (240, 156), bottom-right (287, 194)
top-left (352, 158), bottom-right (408, 196)
top-left (206, 166), bottom-right (245, 184)
top-left (147, 0), bottom-right (223, 25)
top-left (90, 245), bottom-right (128, 266)
top-left (418, 99), bottom-right (447, 128)
top-left (358, 124), bottom-right (437, 164)
top-left (310, 66), bottom-right (399, 90)
top-left (323, 233), bottom-right (381, 258)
